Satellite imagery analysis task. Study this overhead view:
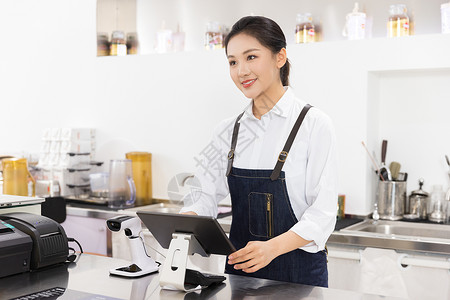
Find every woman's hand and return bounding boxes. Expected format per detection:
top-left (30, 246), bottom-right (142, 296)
top-left (227, 240), bottom-right (278, 273)
top-left (227, 231), bottom-right (312, 273)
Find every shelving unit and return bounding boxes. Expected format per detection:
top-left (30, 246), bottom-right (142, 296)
top-left (96, 0), bottom-right (446, 55)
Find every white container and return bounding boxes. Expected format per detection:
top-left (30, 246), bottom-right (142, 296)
top-left (38, 153), bottom-right (51, 169)
top-left (65, 167), bottom-right (91, 186)
top-left (58, 152), bottom-right (90, 168)
top-left (442, 2), bottom-right (450, 34)
top-left (60, 128), bottom-right (95, 141)
top-left (48, 153), bottom-right (60, 166)
top-left (42, 128), bottom-right (52, 141)
top-left (156, 26), bottom-right (173, 53)
top-left (50, 141), bottom-right (61, 153)
top-left (60, 140), bottom-right (91, 154)
top-left (50, 128), bottom-right (61, 141)
top-left (40, 141), bottom-right (51, 153)
top-left (343, 3), bottom-right (366, 40)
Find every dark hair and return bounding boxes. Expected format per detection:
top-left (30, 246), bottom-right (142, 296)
top-left (224, 16), bottom-right (291, 86)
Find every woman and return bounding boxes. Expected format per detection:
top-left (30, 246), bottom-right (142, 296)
top-left (180, 16), bottom-right (337, 287)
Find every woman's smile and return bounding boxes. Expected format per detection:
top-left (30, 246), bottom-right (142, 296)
top-left (242, 79), bottom-right (257, 88)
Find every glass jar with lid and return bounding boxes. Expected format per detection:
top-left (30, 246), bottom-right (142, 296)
top-left (110, 30), bottom-right (127, 56)
top-left (406, 178), bottom-right (428, 220)
top-left (126, 32), bottom-right (139, 55)
top-left (387, 4), bottom-right (410, 37)
top-left (295, 13), bottom-right (315, 44)
top-left (97, 33), bottom-right (110, 56)
top-left (205, 21), bottom-right (223, 50)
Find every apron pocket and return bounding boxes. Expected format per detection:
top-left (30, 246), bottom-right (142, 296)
top-left (248, 192), bottom-right (274, 238)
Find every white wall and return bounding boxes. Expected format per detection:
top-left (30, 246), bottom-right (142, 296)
top-left (1, 0), bottom-right (450, 214)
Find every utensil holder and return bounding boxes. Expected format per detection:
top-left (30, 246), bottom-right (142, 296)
top-left (377, 181), bottom-right (407, 220)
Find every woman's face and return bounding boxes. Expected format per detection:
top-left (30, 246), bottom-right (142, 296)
top-left (226, 33), bottom-right (286, 101)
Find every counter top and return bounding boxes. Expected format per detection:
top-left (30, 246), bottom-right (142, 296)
top-left (0, 254), bottom-right (403, 300)
top-left (63, 200), bottom-right (450, 256)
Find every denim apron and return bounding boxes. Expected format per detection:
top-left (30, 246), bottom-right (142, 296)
top-left (224, 105), bottom-right (328, 287)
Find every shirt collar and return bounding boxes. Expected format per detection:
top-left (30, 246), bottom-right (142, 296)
top-left (241, 87), bottom-right (293, 122)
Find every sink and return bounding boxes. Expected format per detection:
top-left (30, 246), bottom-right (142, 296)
top-left (329, 219), bottom-right (450, 255)
top-left (341, 219), bottom-right (450, 241)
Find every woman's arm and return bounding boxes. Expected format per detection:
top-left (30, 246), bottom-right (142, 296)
top-left (180, 211), bottom-right (197, 215)
top-left (228, 231), bottom-right (311, 273)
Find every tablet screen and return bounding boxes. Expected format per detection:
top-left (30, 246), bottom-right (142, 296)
top-left (136, 211), bottom-right (236, 256)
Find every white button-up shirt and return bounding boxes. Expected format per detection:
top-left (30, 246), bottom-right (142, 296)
top-left (180, 87), bottom-right (338, 253)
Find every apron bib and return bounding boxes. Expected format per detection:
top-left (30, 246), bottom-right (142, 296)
top-left (224, 105), bottom-right (328, 287)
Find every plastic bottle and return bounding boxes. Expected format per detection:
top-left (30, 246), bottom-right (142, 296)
top-left (172, 24), bottom-right (186, 52)
top-left (156, 21), bottom-right (173, 54)
top-left (295, 13), bottom-right (315, 44)
top-left (343, 3), bottom-right (366, 40)
top-left (387, 4), bottom-right (410, 38)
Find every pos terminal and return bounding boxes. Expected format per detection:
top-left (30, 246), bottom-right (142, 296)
top-left (136, 211), bottom-right (236, 292)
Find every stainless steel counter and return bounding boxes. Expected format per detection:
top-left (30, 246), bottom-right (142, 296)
top-left (65, 203), bottom-right (122, 219)
top-left (0, 254), bottom-right (403, 300)
top-left (329, 219), bottom-right (450, 255)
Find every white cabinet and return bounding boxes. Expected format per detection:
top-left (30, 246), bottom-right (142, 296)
top-left (327, 245), bottom-right (450, 300)
top-left (61, 215), bottom-right (111, 256)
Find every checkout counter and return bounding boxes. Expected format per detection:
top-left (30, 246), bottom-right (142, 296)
top-left (0, 254), bottom-right (403, 300)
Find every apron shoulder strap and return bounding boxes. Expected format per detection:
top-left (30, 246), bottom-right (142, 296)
top-left (226, 111), bottom-right (245, 177)
top-left (270, 104), bottom-right (312, 181)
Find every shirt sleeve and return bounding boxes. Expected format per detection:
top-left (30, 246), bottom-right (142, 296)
top-left (179, 120), bottom-right (232, 217)
top-left (289, 113), bottom-right (338, 252)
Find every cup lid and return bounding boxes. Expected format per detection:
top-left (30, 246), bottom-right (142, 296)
top-left (410, 178), bottom-right (428, 197)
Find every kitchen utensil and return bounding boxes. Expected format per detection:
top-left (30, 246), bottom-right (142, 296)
top-left (397, 172), bottom-right (406, 181)
top-left (379, 140), bottom-right (392, 181)
top-left (361, 141), bottom-right (384, 181)
top-left (108, 159), bottom-right (136, 208)
top-left (126, 152), bottom-right (152, 206)
top-left (407, 178), bottom-right (428, 220)
top-left (389, 161), bottom-right (401, 180)
top-left (2, 158), bottom-right (35, 196)
top-left (377, 180), bottom-right (407, 220)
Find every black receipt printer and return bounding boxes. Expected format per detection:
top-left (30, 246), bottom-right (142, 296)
top-left (0, 219), bottom-right (33, 278)
top-left (0, 212), bottom-right (69, 278)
